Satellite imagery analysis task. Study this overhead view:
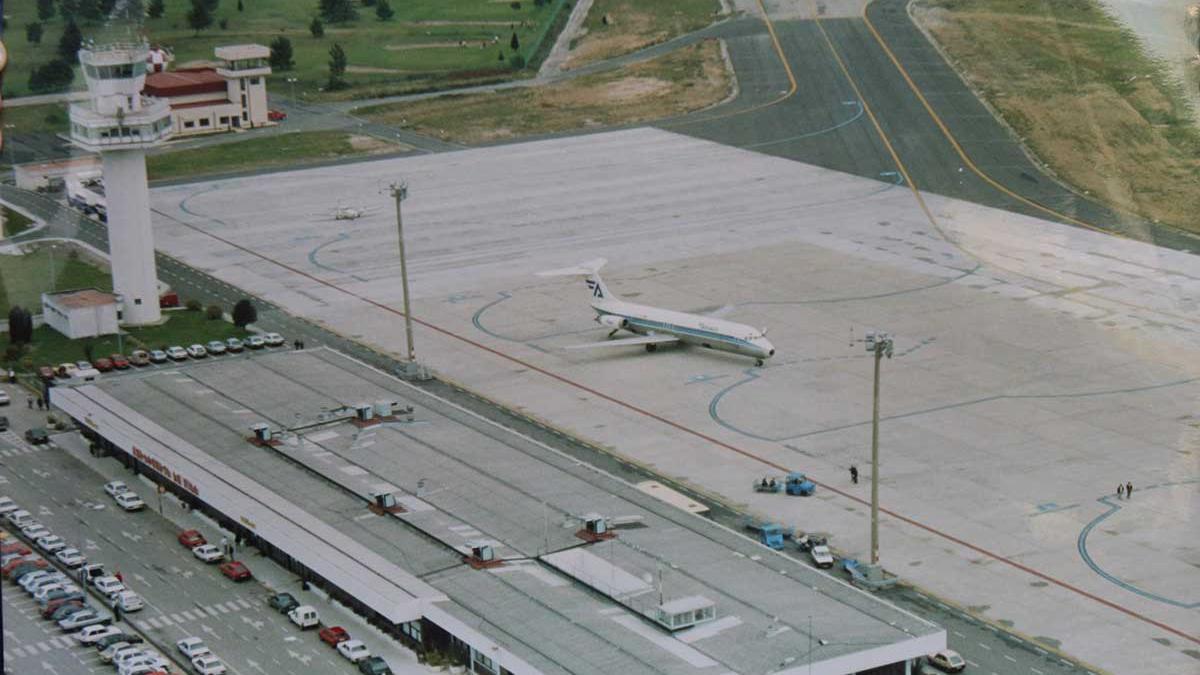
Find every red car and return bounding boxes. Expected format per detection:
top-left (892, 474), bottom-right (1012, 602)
top-left (177, 529), bottom-right (206, 549)
top-left (319, 626), bottom-right (349, 646)
top-left (267, 109), bottom-right (287, 122)
top-left (93, 358), bottom-right (114, 372)
top-left (38, 366), bottom-right (56, 380)
top-left (219, 560), bottom-right (252, 581)
top-left (1, 542), bottom-right (31, 556)
top-left (2, 556), bottom-right (47, 577)
top-left (42, 598), bottom-right (82, 619)
top-left (110, 354), bottom-right (131, 370)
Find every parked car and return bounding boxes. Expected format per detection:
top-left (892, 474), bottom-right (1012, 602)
top-left (109, 590), bottom-right (144, 612)
top-left (177, 637), bottom-right (212, 659)
top-left (114, 492), bottom-right (145, 511)
top-left (110, 354), bottom-right (131, 369)
top-left (926, 649), bottom-right (966, 673)
top-left (166, 346), bottom-right (188, 361)
top-left (48, 601), bottom-right (88, 621)
top-left (1, 539), bottom-right (31, 554)
top-left (148, 350), bottom-right (168, 364)
top-left (319, 625), bottom-right (350, 646)
top-left (34, 583), bottom-right (77, 603)
top-left (178, 529), bottom-right (206, 549)
top-left (192, 653), bottom-right (228, 675)
top-left (100, 641), bottom-right (134, 664)
top-left (92, 576), bottom-right (125, 597)
top-left (56, 363), bottom-right (79, 378)
top-left (186, 344), bottom-right (208, 359)
top-left (267, 109), bottom-right (287, 122)
top-left (96, 633), bottom-right (143, 651)
top-left (6, 561), bottom-right (48, 580)
top-left (58, 608), bottom-right (111, 631)
top-left (0, 416), bottom-right (8, 432)
top-left (263, 332), bottom-right (285, 347)
top-left (268, 592), bottom-right (299, 613)
top-left (104, 481), bottom-right (128, 498)
top-left (288, 605), bottom-right (319, 629)
top-left (809, 544), bottom-right (834, 569)
top-left (129, 350), bottom-right (151, 367)
top-left (93, 358), bottom-right (114, 372)
top-left (245, 336), bottom-right (266, 350)
top-left (206, 340), bottom-right (227, 355)
top-left (358, 656), bottom-right (393, 675)
top-left (21, 570), bottom-right (65, 591)
top-left (0, 391), bottom-right (8, 406)
top-left (39, 365), bottom-right (57, 379)
top-left (24, 428), bottom-right (50, 445)
top-left (55, 547), bottom-right (86, 568)
top-left (192, 544), bottom-right (224, 563)
top-left (224, 337), bottom-right (244, 353)
top-left (43, 596), bottom-right (83, 618)
top-left (336, 639), bottom-right (371, 663)
top-left (0, 497), bottom-right (20, 515)
top-left (21, 522), bottom-right (52, 539)
top-left (112, 647), bottom-right (148, 669)
top-left (7, 508), bottom-right (34, 526)
top-left (219, 560), bottom-right (251, 582)
top-left (75, 360), bottom-right (93, 371)
top-left (36, 535), bottom-right (67, 554)
top-left (77, 563), bottom-right (106, 586)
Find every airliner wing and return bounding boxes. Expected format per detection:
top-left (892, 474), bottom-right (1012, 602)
top-left (565, 334), bottom-right (679, 350)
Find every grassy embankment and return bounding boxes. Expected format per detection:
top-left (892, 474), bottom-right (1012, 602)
top-left (1, 207), bottom-right (36, 239)
top-left (915, 0), bottom-right (1200, 234)
top-left (146, 130), bottom-right (402, 181)
top-left (0, 246), bottom-right (111, 316)
top-left (564, 0), bottom-right (723, 68)
top-left (360, 38), bottom-right (731, 144)
top-left (4, 0), bottom-right (568, 100)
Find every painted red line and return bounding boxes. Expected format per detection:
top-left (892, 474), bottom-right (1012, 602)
top-left (165, 213), bottom-right (1200, 645)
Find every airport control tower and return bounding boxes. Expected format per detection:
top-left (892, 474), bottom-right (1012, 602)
top-left (69, 40), bottom-right (173, 326)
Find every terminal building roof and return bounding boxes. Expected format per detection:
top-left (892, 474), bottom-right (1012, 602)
top-left (54, 348), bottom-right (943, 674)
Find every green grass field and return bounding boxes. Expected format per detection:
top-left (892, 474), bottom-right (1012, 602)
top-left (565, 0), bottom-right (720, 67)
top-left (0, 246), bottom-right (111, 316)
top-left (146, 130), bottom-right (403, 181)
top-left (4, 0), bottom-right (570, 100)
top-left (1, 206), bottom-right (36, 239)
top-left (15, 309), bottom-right (252, 371)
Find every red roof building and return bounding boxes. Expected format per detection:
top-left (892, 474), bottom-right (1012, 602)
top-left (141, 45), bottom-right (272, 137)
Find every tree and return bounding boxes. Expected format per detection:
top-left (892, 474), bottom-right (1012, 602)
top-left (77, 0), bottom-right (103, 21)
top-left (218, 17), bottom-right (228, 29)
top-left (27, 23), bottom-right (44, 44)
top-left (510, 53), bottom-right (526, 70)
top-left (269, 36), bottom-right (294, 70)
top-left (37, 0), bottom-right (56, 21)
top-left (99, 0), bottom-right (118, 15)
top-left (237, 0), bottom-right (244, 11)
top-left (58, 19), bottom-right (83, 61)
top-left (318, 0), bottom-right (357, 23)
top-left (327, 42), bottom-right (348, 90)
top-left (147, 0), bottom-right (165, 18)
top-left (29, 59), bottom-right (75, 93)
top-left (59, 0), bottom-right (81, 17)
top-left (309, 16), bottom-right (325, 38)
top-left (232, 299), bottom-right (257, 327)
top-left (7, 307), bottom-right (33, 345)
top-left (203, 0), bottom-right (219, 10)
top-left (205, 304), bottom-right (224, 320)
top-left (362, 0), bottom-right (376, 6)
top-left (375, 0), bottom-right (393, 21)
top-left (187, 0), bottom-right (214, 35)
top-left (510, 31), bottom-right (520, 52)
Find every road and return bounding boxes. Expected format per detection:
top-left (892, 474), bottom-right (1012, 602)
top-left (0, 382), bottom-right (418, 675)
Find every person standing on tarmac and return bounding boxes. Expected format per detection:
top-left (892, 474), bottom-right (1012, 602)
top-left (850, 465), bottom-right (859, 484)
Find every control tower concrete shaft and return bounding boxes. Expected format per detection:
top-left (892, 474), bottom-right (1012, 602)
top-left (69, 40), bottom-right (173, 326)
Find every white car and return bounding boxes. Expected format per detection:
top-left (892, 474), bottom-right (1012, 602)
top-left (54, 547), bottom-right (86, 568)
top-left (245, 335), bottom-right (266, 350)
top-left (93, 575), bottom-right (125, 597)
top-left (119, 653), bottom-right (168, 675)
top-left (192, 544), bottom-right (224, 563)
top-left (111, 647), bottom-right (146, 668)
top-left (0, 496), bottom-right (18, 514)
top-left (101, 641), bottom-right (133, 663)
top-left (263, 332), bottom-right (285, 347)
top-left (75, 624), bottom-right (121, 644)
top-left (33, 583), bottom-right (72, 602)
top-left (192, 653), bottom-right (228, 675)
top-left (148, 349), bottom-right (168, 363)
top-left (36, 534), bottom-right (67, 554)
top-left (104, 481), bottom-right (129, 498)
top-left (18, 570), bottom-right (55, 591)
top-left (21, 523), bottom-right (51, 540)
top-left (7, 508), bottom-right (34, 526)
top-left (109, 590), bottom-right (144, 612)
top-left (809, 544), bottom-right (834, 569)
top-left (186, 344), bottom-right (208, 359)
top-left (177, 636), bottom-right (211, 659)
top-left (166, 346), bottom-right (188, 361)
top-left (114, 492), bottom-right (145, 511)
top-left (0, 390), bottom-right (9, 405)
top-left (24, 572), bottom-right (67, 593)
top-left (205, 340), bottom-right (227, 355)
top-left (224, 337), bottom-right (244, 352)
top-left (926, 649), bottom-right (966, 673)
top-left (336, 639), bottom-right (371, 663)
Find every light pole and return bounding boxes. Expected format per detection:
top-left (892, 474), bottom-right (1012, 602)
top-left (861, 330), bottom-right (892, 566)
top-left (286, 77), bottom-right (298, 102)
top-left (390, 181), bottom-right (416, 363)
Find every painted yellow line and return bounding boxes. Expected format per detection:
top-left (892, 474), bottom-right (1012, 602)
top-left (664, 0), bottom-right (798, 127)
top-left (859, 3), bottom-right (1119, 238)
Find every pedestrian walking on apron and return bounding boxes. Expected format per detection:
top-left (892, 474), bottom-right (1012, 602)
top-left (850, 465), bottom-right (859, 484)
top-left (1117, 484), bottom-right (1124, 500)
top-left (1126, 482), bottom-right (1133, 500)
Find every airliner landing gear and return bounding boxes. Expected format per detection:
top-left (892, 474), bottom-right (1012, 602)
top-left (645, 344), bottom-right (658, 353)
top-left (608, 330), bottom-right (619, 338)
top-left (755, 359), bottom-right (764, 367)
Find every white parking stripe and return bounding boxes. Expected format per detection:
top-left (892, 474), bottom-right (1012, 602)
top-left (170, 613), bottom-right (185, 623)
top-left (235, 598), bottom-right (252, 609)
top-left (37, 641), bottom-right (51, 652)
top-left (147, 616), bottom-right (163, 628)
top-left (204, 605), bottom-right (220, 616)
top-left (180, 610), bottom-right (197, 621)
top-left (216, 602), bottom-right (234, 613)
top-left (159, 614), bottom-right (174, 625)
top-left (10, 646), bottom-right (26, 658)
top-left (135, 620), bottom-right (150, 630)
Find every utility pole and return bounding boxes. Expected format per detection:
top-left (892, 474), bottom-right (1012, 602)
top-left (389, 181), bottom-right (416, 363)
top-left (853, 330), bottom-right (892, 566)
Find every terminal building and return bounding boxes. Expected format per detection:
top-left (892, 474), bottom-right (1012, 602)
top-left (52, 348), bottom-right (944, 674)
top-left (142, 44), bottom-right (272, 137)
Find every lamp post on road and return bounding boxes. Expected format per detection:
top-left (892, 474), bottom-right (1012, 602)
top-left (286, 77), bottom-right (298, 102)
top-left (855, 330), bottom-right (893, 566)
top-left (390, 181), bottom-right (416, 364)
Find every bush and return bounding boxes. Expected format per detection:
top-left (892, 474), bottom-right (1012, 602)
top-left (232, 299), bottom-right (257, 327)
top-left (205, 305), bottom-right (224, 320)
top-left (185, 299), bottom-right (203, 311)
top-left (510, 54), bottom-right (526, 70)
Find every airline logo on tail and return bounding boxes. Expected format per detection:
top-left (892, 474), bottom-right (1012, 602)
top-left (586, 279), bottom-right (604, 299)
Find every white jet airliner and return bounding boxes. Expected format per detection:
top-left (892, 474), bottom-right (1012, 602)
top-left (538, 259), bottom-right (775, 366)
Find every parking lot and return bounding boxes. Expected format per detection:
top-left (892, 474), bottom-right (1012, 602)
top-left (0, 382), bottom-right (422, 675)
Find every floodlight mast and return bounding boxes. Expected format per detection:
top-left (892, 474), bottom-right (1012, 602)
top-left (866, 331), bottom-right (892, 564)
top-left (390, 181), bottom-right (416, 363)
